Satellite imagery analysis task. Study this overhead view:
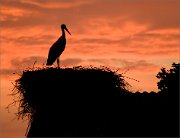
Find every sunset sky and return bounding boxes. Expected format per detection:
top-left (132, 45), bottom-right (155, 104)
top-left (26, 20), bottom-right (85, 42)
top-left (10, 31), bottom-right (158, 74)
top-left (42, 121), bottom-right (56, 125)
top-left (0, 0), bottom-right (179, 137)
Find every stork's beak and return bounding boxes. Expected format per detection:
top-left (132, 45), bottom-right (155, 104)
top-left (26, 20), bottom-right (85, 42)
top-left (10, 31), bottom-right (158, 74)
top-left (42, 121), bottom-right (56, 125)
top-left (65, 27), bottom-right (71, 35)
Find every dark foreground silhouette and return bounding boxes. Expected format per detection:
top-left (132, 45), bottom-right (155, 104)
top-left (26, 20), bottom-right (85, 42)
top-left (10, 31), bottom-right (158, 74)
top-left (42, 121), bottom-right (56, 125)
top-left (14, 66), bottom-right (179, 137)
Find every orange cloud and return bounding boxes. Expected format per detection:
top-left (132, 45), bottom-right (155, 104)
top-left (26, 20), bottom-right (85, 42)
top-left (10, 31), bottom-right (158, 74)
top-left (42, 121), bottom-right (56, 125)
top-left (20, 0), bottom-right (93, 9)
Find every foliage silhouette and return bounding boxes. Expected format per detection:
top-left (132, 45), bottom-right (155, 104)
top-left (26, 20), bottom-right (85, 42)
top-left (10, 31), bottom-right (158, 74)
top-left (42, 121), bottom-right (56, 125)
top-left (12, 66), bottom-right (179, 137)
top-left (156, 62), bottom-right (179, 94)
top-left (156, 62), bottom-right (179, 136)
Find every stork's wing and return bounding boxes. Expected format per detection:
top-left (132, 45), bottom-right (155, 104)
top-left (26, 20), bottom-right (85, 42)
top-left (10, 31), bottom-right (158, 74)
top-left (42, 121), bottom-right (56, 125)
top-left (46, 37), bottom-right (65, 66)
top-left (46, 42), bottom-right (60, 65)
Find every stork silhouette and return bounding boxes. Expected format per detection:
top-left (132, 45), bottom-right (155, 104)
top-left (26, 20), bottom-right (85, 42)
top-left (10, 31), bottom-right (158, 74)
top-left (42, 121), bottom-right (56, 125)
top-left (46, 24), bottom-right (71, 68)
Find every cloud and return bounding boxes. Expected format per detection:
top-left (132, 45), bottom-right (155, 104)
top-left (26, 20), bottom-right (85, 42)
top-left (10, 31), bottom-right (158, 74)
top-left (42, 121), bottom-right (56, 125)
top-left (1, 35), bottom-right (56, 46)
top-left (10, 56), bottom-right (83, 69)
top-left (0, 69), bottom-right (17, 75)
top-left (111, 59), bottom-right (160, 71)
top-left (20, 0), bottom-right (93, 9)
top-left (69, 30), bottom-right (179, 57)
top-left (71, 0), bottom-right (179, 30)
top-left (87, 58), bottom-right (107, 64)
top-left (1, 0), bottom-right (179, 30)
top-left (11, 56), bottom-right (47, 68)
top-left (1, 0), bottom-right (179, 59)
top-left (79, 58), bottom-right (160, 72)
top-left (0, 0), bottom-right (39, 22)
top-left (61, 58), bottom-right (83, 66)
top-left (71, 32), bottom-right (179, 45)
top-left (0, 57), bottom-right (83, 75)
top-left (0, 0), bottom-right (94, 28)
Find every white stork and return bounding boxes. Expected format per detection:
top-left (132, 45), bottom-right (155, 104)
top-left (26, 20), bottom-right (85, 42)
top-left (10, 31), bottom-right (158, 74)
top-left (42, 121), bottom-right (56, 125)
top-left (46, 24), bottom-right (71, 68)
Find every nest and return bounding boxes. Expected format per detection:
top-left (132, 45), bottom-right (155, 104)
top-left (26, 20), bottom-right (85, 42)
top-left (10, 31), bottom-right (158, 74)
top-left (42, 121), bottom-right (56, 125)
top-left (11, 66), bottom-right (129, 122)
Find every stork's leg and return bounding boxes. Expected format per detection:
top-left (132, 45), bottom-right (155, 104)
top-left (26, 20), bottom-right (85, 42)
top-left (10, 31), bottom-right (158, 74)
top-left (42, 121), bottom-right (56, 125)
top-left (57, 58), bottom-right (60, 68)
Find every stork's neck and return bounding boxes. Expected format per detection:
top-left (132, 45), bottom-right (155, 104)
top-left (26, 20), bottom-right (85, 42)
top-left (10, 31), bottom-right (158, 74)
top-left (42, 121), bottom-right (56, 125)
top-left (62, 28), bottom-right (65, 37)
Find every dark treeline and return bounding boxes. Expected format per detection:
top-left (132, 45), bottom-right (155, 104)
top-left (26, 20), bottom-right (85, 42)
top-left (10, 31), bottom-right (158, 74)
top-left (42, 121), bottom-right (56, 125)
top-left (13, 64), bottom-right (179, 137)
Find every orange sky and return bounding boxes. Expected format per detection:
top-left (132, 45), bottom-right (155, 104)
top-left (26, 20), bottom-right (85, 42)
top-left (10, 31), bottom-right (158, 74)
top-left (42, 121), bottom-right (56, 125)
top-left (0, 0), bottom-right (179, 137)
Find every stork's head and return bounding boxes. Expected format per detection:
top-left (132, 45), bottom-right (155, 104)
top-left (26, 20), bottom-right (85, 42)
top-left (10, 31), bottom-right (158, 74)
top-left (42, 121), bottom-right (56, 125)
top-left (61, 24), bottom-right (71, 35)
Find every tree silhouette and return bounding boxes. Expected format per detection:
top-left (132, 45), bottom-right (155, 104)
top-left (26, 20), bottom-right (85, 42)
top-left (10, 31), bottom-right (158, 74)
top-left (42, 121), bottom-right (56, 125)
top-left (156, 62), bottom-right (179, 94)
top-left (156, 63), bottom-right (179, 133)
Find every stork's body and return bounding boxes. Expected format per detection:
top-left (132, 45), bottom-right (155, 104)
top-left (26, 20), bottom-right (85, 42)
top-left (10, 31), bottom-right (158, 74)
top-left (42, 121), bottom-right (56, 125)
top-left (46, 24), bottom-right (71, 68)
